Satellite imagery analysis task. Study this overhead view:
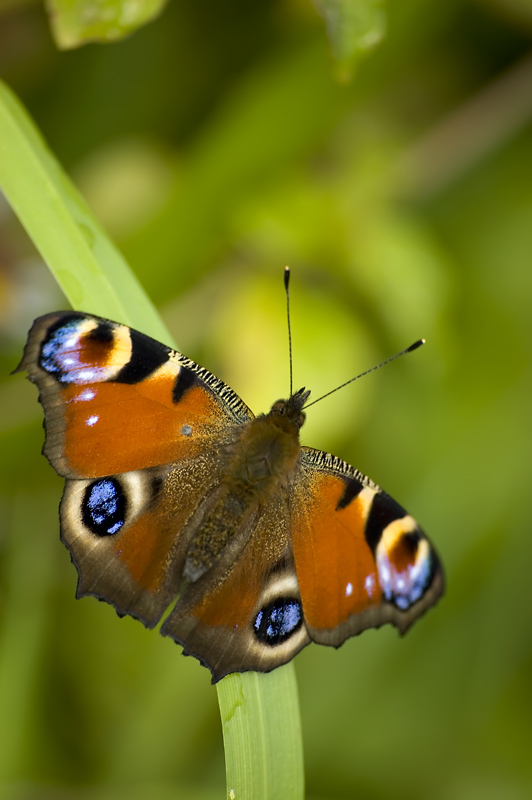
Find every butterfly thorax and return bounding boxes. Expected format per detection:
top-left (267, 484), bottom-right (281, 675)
top-left (183, 389), bottom-right (309, 582)
top-left (227, 387), bottom-right (309, 492)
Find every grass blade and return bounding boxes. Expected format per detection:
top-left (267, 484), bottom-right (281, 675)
top-left (0, 79), bottom-right (170, 341)
top-left (219, 667), bottom-right (304, 800)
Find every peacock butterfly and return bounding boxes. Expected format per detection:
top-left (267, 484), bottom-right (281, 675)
top-left (16, 277), bottom-right (443, 682)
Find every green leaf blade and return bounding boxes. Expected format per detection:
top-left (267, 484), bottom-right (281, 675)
top-left (0, 79), bottom-right (171, 342)
top-left (219, 667), bottom-right (304, 800)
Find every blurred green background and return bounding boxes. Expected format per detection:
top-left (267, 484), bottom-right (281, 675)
top-left (1, 0), bottom-right (532, 798)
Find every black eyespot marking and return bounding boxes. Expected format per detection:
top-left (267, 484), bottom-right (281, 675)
top-left (365, 492), bottom-right (406, 553)
top-left (116, 328), bottom-right (169, 384)
top-left (253, 598), bottom-right (302, 646)
top-left (172, 366), bottom-right (197, 403)
top-left (82, 478), bottom-right (127, 536)
top-left (337, 476), bottom-right (364, 510)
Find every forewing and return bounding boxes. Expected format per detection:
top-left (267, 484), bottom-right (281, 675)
top-left (17, 311), bottom-right (253, 630)
top-left (16, 312), bottom-right (252, 479)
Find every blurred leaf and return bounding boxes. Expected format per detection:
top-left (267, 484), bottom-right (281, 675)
top-left (0, 492), bottom-right (59, 783)
top-left (477, 0), bottom-right (532, 32)
top-left (122, 39), bottom-right (349, 301)
top-left (46, 0), bottom-right (168, 49)
top-left (312, 0), bottom-right (386, 75)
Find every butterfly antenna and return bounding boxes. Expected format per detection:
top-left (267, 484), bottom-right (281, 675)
top-left (304, 338), bottom-right (425, 409)
top-left (284, 266), bottom-right (294, 397)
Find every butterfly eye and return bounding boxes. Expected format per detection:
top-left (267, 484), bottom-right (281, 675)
top-left (270, 400), bottom-right (286, 414)
top-left (253, 597), bottom-right (303, 646)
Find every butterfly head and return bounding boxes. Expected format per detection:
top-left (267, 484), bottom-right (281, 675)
top-left (269, 387), bottom-right (310, 431)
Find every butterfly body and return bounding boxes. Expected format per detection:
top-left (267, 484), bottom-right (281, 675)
top-left (17, 311), bottom-right (443, 682)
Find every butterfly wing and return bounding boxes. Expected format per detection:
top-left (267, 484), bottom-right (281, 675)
top-left (291, 447), bottom-right (444, 646)
top-left (159, 440), bottom-right (444, 682)
top-left (161, 494), bottom-right (310, 682)
top-left (17, 312), bottom-right (253, 628)
top-left (17, 312), bottom-right (252, 478)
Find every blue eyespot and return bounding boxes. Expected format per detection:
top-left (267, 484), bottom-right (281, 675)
top-left (393, 555), bottom-right (433, 610)
top-left (253, 598), bottom-right (302, 646)
top-left (82, 478), bottom-right (126, 536)
top-left (377, 537), bottom-right (434, 611)
top-left (41, 319), bottom-right (83, 379)
top-left (39, 316), bottom-right (114, 384)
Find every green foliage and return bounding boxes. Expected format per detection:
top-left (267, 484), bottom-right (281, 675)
top-left (312, 0), bottom-right (385, 75)
top-left (48, 0), bottom-right (169, 49)
top-left (1, 1), bottom-right (532, 798)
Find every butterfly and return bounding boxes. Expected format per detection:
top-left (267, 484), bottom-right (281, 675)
top-left (16, 298), bottom-right (443, 683)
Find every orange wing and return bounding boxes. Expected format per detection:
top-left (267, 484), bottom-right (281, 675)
top-left (16, 312), bottom-right (254, 631)
top-left (292, 447), bottom-right (444, 646)
top-left (59, 460), bottom-right (225, 627)
top-left (161, 498), bottom-right (310, 683)
top-left (17, 312), bottom-right (252, 478)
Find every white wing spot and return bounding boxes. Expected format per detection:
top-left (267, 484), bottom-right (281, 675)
top-left (181, 424), bottom-right (192, 436)
top-left (86, 414), bottom-right (99, 427)
top-left (345, 582), bottom-right (353, 597)
top-left (364, 573), bottom-right (376, 598)
top-left (379, 563), bottom-right (391, 585)
top-left (78, 369), bottom-right (97, 381)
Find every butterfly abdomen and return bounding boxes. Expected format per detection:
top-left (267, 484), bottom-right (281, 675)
top-left (183, 489), bottom-right (253, 581)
